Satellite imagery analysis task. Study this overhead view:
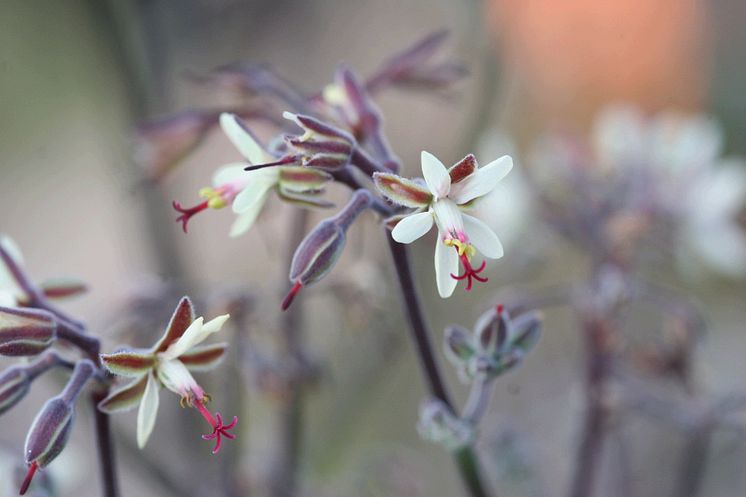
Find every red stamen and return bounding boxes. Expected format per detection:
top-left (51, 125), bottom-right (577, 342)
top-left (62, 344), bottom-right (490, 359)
top-left (244, 155), bottom-right (299, 171)
top-left (450, 252), bottom-right (488, 291)
top-left (281, 281), bottom-right (303, 311)
top-left (193, 400), bottom-right (238, 455)
top-left (19, 461), bottom-right (38, 495)
top-left (172, 199), bottom-right (209, 233)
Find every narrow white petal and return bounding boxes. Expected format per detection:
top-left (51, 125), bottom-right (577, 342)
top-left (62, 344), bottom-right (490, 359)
top-left (462, 214), bottom-right (504, 259)
top-left (229, 191), bottom-right (270, 237)
top-left (449, 155), bottom-right (513, 204)
top-left (434, 236), bottom-right (459, 298)
top-left (212, 163), bottom-right (250, 187)
top-left (220, 113), bottom-right (268, 164)
top-left (421, 151), bottom-right (451, 198)
top-left (391, 212), bottom-right (434, 244)
top-left (156, 359), bottom-right (202, 398)
top-left (137, 373), bottom-right (160, 448)
top-left (161, 317), bottom-right (204, 360)
top-left (162, 314), bottom-right (230, 360)
top-left (431, 199), bottom-right (465, 236)
top-left (232, 169), bottom-right (277, 213)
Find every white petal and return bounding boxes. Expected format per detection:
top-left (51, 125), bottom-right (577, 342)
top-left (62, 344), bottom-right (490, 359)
top-left (391, 212), bottom-right (434, 244)
top-left (232, 169), bottom-right (277, 213)
top-left (449, 156), bottom-right (513, 204)
top-left (684, 221), bottom-right (746, 277)
top-left (434, 236), bottom-right (459, 298)
top-left (212, 163), bottom-right (250, 187)
top-left (156, 359), bottom-right (201, 397)
top-left (229, 190), bottom-right (270, 238)
top-left (421, 151), bottom-right (451, 198)
top-left (219, 113), bottom-right (269, 164)
top-left (462, 214), bottom-right (504, 259)
top-left (137, 373), bottom-right (160, 448)
top-left (162, 314), bottom-right (230, 359)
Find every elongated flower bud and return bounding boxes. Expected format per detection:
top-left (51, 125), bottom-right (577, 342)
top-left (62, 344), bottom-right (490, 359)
top-left (24, 360), bottom-right (94, 466)
top-left (0, 307), bottom-right (56, 356)
top-left (282, 190), bottom-right (373, 310)
top-left (282, 112), bottom-right (355, 171)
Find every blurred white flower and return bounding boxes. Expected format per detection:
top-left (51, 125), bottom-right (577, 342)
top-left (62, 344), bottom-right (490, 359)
top-left (0, 235), bottom-right (26, 307)
top-left (591, 105), bottom-right (746, 278)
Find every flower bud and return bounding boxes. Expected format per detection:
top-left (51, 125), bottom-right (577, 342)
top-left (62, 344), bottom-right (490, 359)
top-left (0, 366), bottom-right (30, 416)
top-left (417, 399), bottom-right (474, 451)
top-left (0, 307), bottom-right (56, 356)
top-left (23, 361), bottom-right (94, 471)
top-left (283, 112), bottom-right (355, 171)
top-left (24, 397), bottom-right (73, 470)
top-left (282, 190), bottom-right (373, 310)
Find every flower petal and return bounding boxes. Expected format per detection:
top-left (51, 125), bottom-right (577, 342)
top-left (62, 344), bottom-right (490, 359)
top-left (373, 172), bottom-right (434, 208)
top-left (156, 359), bottom-right (202, 398)
top-left (231, 169), bottom-right (277, 213)
top-left (219, 113), bottom-right (268, 164)
top-left (229, 190), bottom-right (271, 237)
top-left (278, 166), bottom-right (333, 193)
top-left (462, 214), bottom-right (504, 259)
top-left (137, 373), bottom-right (159, 448)
top-left (101, 351), bottom-right (155, 377)
top-left (421, 151), bottom-right (451, 198)
top-left (97, 375), bottom-right (148, 414)
top-left (449, 155), bottom-right (513, 204)
top-left (162, 314), bottom-right (230, 360)
top-left (391, 212), bottom-right (434, 244)
top-left (179, 342), bottom-right (228, 372)
top-left (152, 297), bottom-right (196, 353)
top-left (212, 163), bottom-right (249, 187)
top-left (434, 236), bottom-right (458, 298)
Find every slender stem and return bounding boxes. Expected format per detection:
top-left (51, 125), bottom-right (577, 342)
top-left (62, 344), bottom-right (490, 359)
top-left (568, 314), bottom-right (613, 497)
top-left (91, 390), bottom-right (120, 497)
top-left (462, 378), bottom-right (495, 425)
top-left (270, 208), bottom-right (310, 497)
top-left (386, 235), bottom-right (491, 497)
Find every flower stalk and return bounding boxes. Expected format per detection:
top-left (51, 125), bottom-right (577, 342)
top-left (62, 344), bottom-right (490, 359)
top-left (386, 234), bottom-right (491, 497)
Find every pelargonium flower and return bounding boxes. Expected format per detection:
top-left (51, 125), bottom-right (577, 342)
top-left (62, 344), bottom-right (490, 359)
top-left (98, 297), bottom-right (236, 453)
top-left (374, 151), bottom-right (512, 297)
top-left (173, 113), bottom-right (333, 236)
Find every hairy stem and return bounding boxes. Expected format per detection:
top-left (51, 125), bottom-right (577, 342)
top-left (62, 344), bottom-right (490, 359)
top-left (270, 208), bottom-right (310, 497)
top-left (91, 391), bottom-right (120, 497)
top-left (568, 314), bottom-right (613, 497)
top-left (386, 235), bottom-right (491, 497)
top-left (462, 378), bottom-right (495, 425)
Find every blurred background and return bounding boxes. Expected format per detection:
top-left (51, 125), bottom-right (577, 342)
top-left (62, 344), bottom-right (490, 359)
top-left (1, 0), bottom-right (746, 496)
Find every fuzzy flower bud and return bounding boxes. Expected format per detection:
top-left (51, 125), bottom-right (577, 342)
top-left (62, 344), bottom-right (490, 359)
top-left (21, 360), bottom-right (95, 495)
top-left (0, 307), bottom-right (56, 357)
top-left (282, 112), bottom-right (355, 171)
top-left (282, 190), bottom-right (373, 310)
top-left (0, 352), bottom-right (66, 417)
top-left (445, 306), bottom-right (542, 382)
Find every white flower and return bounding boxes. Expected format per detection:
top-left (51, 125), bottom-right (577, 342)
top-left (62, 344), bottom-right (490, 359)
top-left (376, 151), bottom-right (512, 297)
top-left (591, 106), bottom-right (746, 278)
top-left (100, 298), bottom-right (231, 448)
top-left (174, 113), bottom-right (332, 236)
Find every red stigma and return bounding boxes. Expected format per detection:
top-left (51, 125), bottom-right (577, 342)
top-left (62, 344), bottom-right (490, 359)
top-left (19, 461), bottom-right (38, 495)
top-left (173, 199), bottom-right (209, 233)
top-left (496, 304), bottom-right (504, 315)
top-left (194, 400), bottom-right (238, 455)
top-left (281, 281), bottom-right (303, 311)
top-left (450, 252), bottom-right (488, 291)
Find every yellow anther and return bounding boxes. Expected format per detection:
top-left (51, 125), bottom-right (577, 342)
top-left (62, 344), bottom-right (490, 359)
top-left (198, 187), bottom-right (227, 210)
top-left (443, 238), bottom-right (476, 258)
